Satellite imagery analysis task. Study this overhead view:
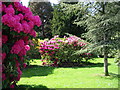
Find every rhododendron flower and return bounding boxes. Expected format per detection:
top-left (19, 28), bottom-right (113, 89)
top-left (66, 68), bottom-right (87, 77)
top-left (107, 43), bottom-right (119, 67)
top-left (30, 30), bottom-right (36, 37)
top-left (5, 5), bottom-right (15, 15)
top-left (46, 45), bottom-right (54, 47)
top-left (58, 39), bottom-right (63, 42)
top-left (14, 15), bottom-right (20, 22)
top-left (2, 35), bottom-right (8, 44)
top-left (28, 21), bottom-right (34, 29)
top-left (11, 44), bottom-right (22, 54)
top-left (42, 62), bottom-right (46, 65)
top-left (2, 73), bottom-right (6, 81)
top-left (11, 40), bottom-right (25, 54)
top-left (2, 53), bottom-right (6, 62)
top-left (24, 13), bottom-right (34, 21)
top-left (23, 63), bottom-right (27, 68)
top-left (18, 13), bottom-right (24, 20)
top-left (21, 6), bottom-right (31, 14)
top-left (14, 2), bottom-right (23, 11)
top-left (7, 16), bottom-right (17, 27)
top-left (25, 45), bottom-right (30, 51)
top-left (22, 22), bottom-right (30, 34)
top-left (15, 39), bottom-right (25, 47)
top-left (16, 60), bottom-right (20, 67)
top-left (2, 4), bottom-right (6, 12)
top-left (51, 51), bottom-right (55, 54)
top-left (47, 47), bottom-right (54, 50)
top-left (13, 23), bottom-right (23, 33)
top-left (33, 15), bottom-right (42, 27)
top-left (49, 41), bottom-right (56, 43)
top-left (54, 47), bottom-right (59, 49)
top-left (10, 83), bottom-right (15, 88)
top-left (18, 49), bottom-right (26, 56)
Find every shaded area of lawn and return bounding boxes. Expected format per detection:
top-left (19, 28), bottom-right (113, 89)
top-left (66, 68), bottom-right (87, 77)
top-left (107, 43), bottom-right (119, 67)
top-left (16, 84), bottom-right (50, 90)
top-left (17, 58), bottom-right (118, 88)
top-left (22, 65), bottom-right (55, 77)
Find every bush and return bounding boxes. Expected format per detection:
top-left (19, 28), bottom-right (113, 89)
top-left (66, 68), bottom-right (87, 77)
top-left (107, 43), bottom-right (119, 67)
top-left (2, 2), bottom-right (42, 88)
top-left (26, 38), bottom-right (43, 59)
top-left (39, 35), bottom-right (93, 67)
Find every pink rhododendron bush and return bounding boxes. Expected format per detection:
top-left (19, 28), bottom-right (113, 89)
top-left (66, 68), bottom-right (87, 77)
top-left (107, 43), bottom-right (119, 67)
top-left (2, 2), bottom-right (42, 88)
top-left (39, 35), bottom-right (93, 67)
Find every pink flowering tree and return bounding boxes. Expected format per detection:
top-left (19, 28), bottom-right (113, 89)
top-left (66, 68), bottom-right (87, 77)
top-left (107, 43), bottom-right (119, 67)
top-left (39, 35), bottom-right (93, 67)
top-left (2, 2), bottom-right (42, 88)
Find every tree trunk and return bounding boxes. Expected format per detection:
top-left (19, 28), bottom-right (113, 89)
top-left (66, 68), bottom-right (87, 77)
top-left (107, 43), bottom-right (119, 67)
top-left (103, 47), bottom-right (109, 76)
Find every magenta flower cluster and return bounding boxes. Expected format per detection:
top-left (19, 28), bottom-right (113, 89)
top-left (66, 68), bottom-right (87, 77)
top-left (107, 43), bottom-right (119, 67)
top-left (2, 2), bottom-right (42, 37)
top-left (39, 35), bottom-right (91, 66)
top-left (2, 2), bottom-right (42, 88)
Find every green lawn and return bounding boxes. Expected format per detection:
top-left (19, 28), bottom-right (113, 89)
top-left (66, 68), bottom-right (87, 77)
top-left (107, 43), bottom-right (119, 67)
top-left (17, 58), bottom-right (119, 89)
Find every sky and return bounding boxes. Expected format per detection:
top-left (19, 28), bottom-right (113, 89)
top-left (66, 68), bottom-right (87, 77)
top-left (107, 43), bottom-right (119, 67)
top-left (21, 0), bottom-right (59, 7)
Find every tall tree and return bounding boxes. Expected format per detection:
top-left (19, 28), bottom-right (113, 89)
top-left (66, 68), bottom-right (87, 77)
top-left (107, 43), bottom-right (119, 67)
top-left (76, 2), bottom-right (120, 76)
top-left (51, 2), bottom-right (87, 37)
top-left (29, 1), bottom-right (53, 39)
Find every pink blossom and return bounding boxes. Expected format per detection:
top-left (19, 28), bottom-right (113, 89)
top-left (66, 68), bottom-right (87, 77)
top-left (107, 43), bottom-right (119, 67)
top-left (54, 47), bottom-right (59, 49)
top-left (11, 40), bottom-right (25, 54)
top-left (14, 15), bottom-right (20, 22)
top-left (16, 40), bottom-right (25, 47)
top-left (24, 13), bottom-right (34, 21)
top-left (13, 23), bottom-right (23, 33)
top-left (33, 15), bottom-right (42, 27)
top-left (25, 45), bottom-right (30, 51)
top-left (14, 2), bottom-right (22, 11)
top-left (21, 6), bottom-right (31, 14)
top-left (28, 21), bottom-right (34, 29)
top-left (16, 60), bottom-right (20, 67)
top-left (55, 44), bottom-right (59, 46)
top-left (47, 47), bottom-right (54, 50)
top-left (2, 35), bottom-right (8, 44)
top-left (45, 51), bottom-right (49, 53)
top-left (22, 22), bottom-right (31, 34)
top-left (18, 49), bottom-right (26, 56)
top-left (18, 13), bottom-right (24, 20)
top-left (22, 36), bottom-right (28, 44)
top-left (46, 45), bottom-right (55, 47)
top-left (11, 44), bottom-right (22, 54)
top-left (17, 67), bottom-right (22, 75)
top-left (58, 39), bottom-right (63, 42)
top-left (2, 73), bottom-right (6, 81)
top-left (51, 51), bottom-right (55, 54)
top-left (42, 62), bottom-right (46, 65)
top-left (5, 5), bottom-right (15, 15)
top-left (2, 14), bottom-right (10, 25)
top-left (2, 4), bottom-right (6, 12)
top-left (23, 63), bottom-right (27, 68)
top-left (49, 41), bottom-right (56, 44)
top-left (2, 53), bottom-right (6, 62)
top-left (10, 83), bottom-right (15, 88)
top-left (30, 30), bottom-right (36, 37)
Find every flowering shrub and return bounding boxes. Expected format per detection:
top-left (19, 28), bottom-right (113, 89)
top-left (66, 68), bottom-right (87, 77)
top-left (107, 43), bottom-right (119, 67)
top-left (2, 2), bottom-right (42, 88)
top-left (39, 35), bottom-right (92, 67)
top-left (27, 38), bottom-right (44, 59)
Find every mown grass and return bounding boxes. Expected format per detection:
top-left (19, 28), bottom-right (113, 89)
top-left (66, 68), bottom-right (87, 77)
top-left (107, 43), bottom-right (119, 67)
top-left (17, 58), bottom-right (119, 89)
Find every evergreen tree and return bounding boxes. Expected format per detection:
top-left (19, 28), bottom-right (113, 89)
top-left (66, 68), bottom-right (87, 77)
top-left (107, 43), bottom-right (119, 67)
top-left (76, 2), bottom-right (120, 76)
top-left (29, 1), bottom-right (53, 39)
top-left (51, 2), bottom-right (87, 37)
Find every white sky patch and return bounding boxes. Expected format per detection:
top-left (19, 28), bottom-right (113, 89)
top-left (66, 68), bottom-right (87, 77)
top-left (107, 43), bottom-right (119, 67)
top-left (21, 0), bottom-right (59, 7)
top-left (49, 0), bottom-right (59, 4)
top-left (21, 0), bottom-right (30, 7)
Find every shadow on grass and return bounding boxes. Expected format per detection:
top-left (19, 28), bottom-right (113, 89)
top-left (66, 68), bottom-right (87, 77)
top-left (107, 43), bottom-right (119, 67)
top-left (21, 65), bottom-right (55, 77)
top-left (108, 73), bottom-right (120, 79)
top-left (61, 62), bottom-right (111, 68)
top-left (16, 84), bottom-right (55, 90)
